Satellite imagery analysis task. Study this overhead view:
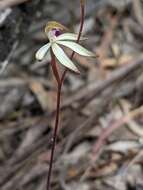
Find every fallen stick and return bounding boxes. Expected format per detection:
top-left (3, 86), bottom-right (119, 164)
top-left (62, 55), bottom-right (143, 109)
top-left (81, 106), bottom-right (143, 180)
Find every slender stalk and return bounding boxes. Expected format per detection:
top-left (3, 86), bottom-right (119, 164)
top-left (47, 83), bottom-right (61, 190)
top-left (47, 1), bottom-right (85, 190)
top-left (61, 1), bottom-right (85, 84)
top-left (50, 50), bottom-right (61, 86)
top-left (47, 50), bottom-right (62, 190)
top-left (71, 2), bottom-right (85, 58)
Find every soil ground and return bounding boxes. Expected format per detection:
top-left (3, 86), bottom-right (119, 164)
top-left (0, 0), bottom-right (143, 190)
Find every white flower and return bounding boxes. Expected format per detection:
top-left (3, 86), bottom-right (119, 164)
top-left (35, 27), bottom-right (95, 73)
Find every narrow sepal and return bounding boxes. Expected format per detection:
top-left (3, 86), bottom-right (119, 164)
top-left (57, 41), bottom-right (96, 57)
top-left (56, 33), bottom-right (87, 41)
top-left (51, 43), bottom-right (79, 73)
top-left (35, 43), bottom-right (51, 61)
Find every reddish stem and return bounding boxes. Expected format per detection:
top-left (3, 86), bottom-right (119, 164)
top-left (50, 50), bottom-right (61, 86)
top-left (47, 2), bottom-right (85, 190)
top-left (61, 2), bottom-right (85, 84)
top-left (46, 84), bottom-right (61, 190)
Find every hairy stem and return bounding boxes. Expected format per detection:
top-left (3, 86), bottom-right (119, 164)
top-left (50, 50), bottom-right (61, 86)
top-left (61, 1), bottom-right (85, 84)
top-left (47, 49), bottom-right (62, 190)
top-left (47, 83), bottom-right (61, 190)
top-left (47, 1), bottom-right (85, 190)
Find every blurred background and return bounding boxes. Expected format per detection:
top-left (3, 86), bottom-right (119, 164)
top-left (0, 0), bottom-right (143, 189)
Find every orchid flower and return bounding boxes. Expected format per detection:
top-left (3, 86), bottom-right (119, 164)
top-left (35, 21), bottom-right (96, 73)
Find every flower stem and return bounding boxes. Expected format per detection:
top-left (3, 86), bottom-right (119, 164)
top-left (61, 1), bottom-right (85, 84)
top-left (50, 50), bottom-right (61, 86)
top-left (47, 1), bottom-right (85, 190)
top-left (47, 83), bottom-right (61, 190)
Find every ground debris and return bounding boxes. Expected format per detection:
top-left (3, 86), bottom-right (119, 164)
top-left (1, 0), bottom-right (143, 190)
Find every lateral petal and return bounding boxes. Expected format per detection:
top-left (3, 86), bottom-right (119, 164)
top-left (56, 33), bottom-right (87, 41)
top-left (57, 41), bottom-right (95, 57)
top-left (35, 43), bottom-right (51, 61)
top-left (51, 43), bottom-right (79, 73)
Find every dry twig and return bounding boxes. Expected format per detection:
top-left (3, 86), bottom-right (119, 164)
top-left (81, 106), bottom-right (143, 180)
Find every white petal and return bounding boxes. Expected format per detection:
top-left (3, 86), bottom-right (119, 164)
top-left (57, 41), bottom-right (95, 57)
top-left (56, 33), bottom-right (87, 41)
top-left (35, 43), bottom-right (51, 61)
top-left (51, 43), bottom-right (79, 73)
